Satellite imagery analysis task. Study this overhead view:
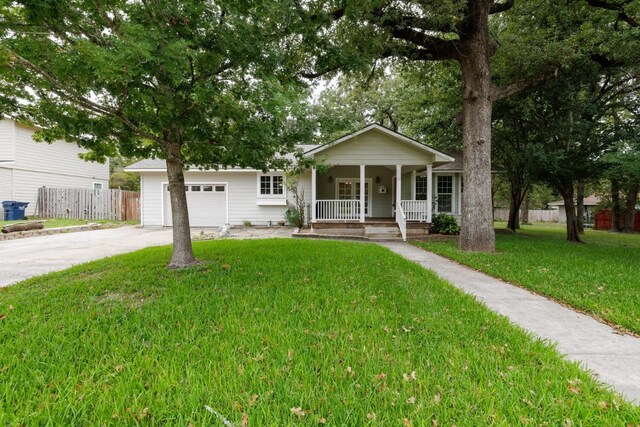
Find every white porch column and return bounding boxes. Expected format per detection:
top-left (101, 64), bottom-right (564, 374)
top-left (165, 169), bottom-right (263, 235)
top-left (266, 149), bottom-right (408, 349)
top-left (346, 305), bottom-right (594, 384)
top-left (411, 170), bottom-right (416, 200)
top-left (311, 166), bottom-right (317, 223)
top-left (359, 164), bottom-right (366, 223)
top-left (426, 164), bottom-right (433, 223)
top-left (396, 165), bottom-right (402, 219)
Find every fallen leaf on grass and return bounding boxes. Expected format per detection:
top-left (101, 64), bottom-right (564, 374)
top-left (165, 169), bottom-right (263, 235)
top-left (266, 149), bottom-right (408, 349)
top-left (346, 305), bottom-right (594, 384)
top-left (115, 365), bottom-right (124, 373)
top-left (367, 412), bottom-right (377, 420)
top-left (242, 413), bottom-right (248, 427)
top-left (290, 407), bottom-right (305, 417)
top-left (403, 418), bottom-right (412, 426)
top-left (374, 372), bottom-right (386, 381)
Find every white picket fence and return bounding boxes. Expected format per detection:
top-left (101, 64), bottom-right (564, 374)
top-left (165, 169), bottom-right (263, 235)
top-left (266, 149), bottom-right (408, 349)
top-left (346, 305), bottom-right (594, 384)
top-left (494, 208), bottom-right (558, 222)
top-left (37, 187), bottom-right (140, 221)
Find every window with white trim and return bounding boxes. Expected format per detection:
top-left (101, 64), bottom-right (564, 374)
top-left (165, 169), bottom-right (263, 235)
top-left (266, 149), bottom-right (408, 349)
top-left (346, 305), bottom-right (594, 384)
top-left (436, 176), bottom-right (453, 213)
top-left (259, 174), bottom-right (284, 196)
top-left (415, 176), bottom-right (428, 200)
top-left (93, 182), bottom-right (103, 190)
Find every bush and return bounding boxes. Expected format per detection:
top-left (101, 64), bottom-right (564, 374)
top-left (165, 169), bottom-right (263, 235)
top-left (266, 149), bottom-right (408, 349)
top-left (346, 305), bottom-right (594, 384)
top-left (431, 213), bottom-right (460, 235)
top-left (285, 207), bottom-right (304, 228)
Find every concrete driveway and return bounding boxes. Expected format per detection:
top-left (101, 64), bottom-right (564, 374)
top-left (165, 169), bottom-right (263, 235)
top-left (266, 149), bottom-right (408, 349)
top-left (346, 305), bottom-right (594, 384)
top-left (0, 226), bottom-right (173, 287)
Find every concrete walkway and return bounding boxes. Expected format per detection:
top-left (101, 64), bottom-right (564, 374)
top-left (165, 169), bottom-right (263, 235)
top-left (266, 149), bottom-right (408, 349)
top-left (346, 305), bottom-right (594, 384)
top-left (379, 242), bottom-right (640, 404)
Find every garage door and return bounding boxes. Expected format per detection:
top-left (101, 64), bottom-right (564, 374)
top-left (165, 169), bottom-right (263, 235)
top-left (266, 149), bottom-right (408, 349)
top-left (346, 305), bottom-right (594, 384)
top-left (163, 183), bottom-right (227, 227)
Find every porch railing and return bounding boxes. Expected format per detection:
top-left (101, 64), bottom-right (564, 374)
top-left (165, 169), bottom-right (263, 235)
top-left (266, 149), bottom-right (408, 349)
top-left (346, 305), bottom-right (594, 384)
top-left (400, 200), bottom-right (428, 222)
top-left (396, 204), bottom-right (407, 241)
top-left (316, 199), bottom-right (361, 221)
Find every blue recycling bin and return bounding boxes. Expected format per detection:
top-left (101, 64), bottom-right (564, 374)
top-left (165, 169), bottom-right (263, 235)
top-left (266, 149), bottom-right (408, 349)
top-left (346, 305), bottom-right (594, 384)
top-left (2, 201), bottom-right (29, 221)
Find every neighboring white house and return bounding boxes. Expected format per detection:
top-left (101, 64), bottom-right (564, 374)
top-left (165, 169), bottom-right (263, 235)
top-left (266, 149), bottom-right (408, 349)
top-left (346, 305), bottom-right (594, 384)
top-left (547, 195), bottom-right (601, 223)
top-left (0, 119), bottom-right (110, 216)
top-left (126, 124), bottom-right (462, 238)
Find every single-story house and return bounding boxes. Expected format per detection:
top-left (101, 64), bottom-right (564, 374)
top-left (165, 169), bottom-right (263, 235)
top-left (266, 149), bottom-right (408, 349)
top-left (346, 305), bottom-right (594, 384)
top-left (548, 195), bottom-right (601, 223)
top-left (126, 124), bottom-right (464, 239)
top-left (0, 119), bottom-right (110, 216)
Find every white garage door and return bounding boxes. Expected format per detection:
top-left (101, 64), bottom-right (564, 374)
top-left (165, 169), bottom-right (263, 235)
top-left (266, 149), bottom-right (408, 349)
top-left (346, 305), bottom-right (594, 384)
top-left (163, 183), bottom-right (227, 227)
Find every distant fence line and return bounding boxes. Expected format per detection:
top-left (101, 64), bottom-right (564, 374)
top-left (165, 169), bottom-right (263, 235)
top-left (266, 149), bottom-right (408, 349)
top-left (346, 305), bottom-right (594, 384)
top-left (493, 208), bottom-right (559, 223)
top-left (37, 187), bottom-right (140, 221)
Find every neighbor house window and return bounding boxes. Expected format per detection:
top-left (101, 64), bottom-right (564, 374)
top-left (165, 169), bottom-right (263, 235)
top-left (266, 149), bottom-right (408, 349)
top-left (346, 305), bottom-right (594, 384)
top-left (93, 182), bottom-right (103, 190)
top-left (437, 176), bottom-right (453, 213)
top-left (259, 174), bottom-right (284, 196)
top-left (415, 176), bottom-right (428, 200)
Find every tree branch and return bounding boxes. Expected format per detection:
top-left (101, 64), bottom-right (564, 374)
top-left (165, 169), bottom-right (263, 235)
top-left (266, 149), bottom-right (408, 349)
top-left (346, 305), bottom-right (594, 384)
top-left (491, 67), bottom-right (559, 101)
top-left (387, 27), bottom-right (460, 60)
top-left (8, 50), bottom-right (163, 144)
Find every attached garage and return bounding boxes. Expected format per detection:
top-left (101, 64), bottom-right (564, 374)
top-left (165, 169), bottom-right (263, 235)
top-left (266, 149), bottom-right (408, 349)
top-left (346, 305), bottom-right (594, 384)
top-left (162, 183), bottom-right (228, 227)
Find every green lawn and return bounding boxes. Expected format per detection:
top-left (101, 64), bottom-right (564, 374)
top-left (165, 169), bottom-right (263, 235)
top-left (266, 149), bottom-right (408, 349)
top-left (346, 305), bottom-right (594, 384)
top-left (0, 218), bottom-right (137, 229)
top-left (0, 240), bottom-right (638, 425)
top-left (416, 222), bottom-right (640, 334)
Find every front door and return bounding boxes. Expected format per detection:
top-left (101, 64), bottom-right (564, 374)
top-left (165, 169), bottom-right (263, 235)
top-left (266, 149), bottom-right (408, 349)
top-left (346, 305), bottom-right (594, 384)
top-left (336, 178), bottom-right (371, 216)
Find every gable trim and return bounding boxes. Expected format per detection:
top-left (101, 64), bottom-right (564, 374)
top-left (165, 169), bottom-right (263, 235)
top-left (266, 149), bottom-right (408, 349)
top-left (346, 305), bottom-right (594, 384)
top-left (304, 124), bottom-right (455, 163)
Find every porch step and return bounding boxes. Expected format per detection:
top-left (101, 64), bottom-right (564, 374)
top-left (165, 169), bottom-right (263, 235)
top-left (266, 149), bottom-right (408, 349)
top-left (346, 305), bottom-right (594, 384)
top-left (364, 226), bottom-right (401, 239)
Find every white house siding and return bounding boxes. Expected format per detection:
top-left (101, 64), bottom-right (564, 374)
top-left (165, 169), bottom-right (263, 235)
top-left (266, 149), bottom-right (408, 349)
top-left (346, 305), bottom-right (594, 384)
top-left (141, 170), bottom-right (311, 227)
top-left (0, 120), bottom-right (16, 161)
top-left (317, 128), bottom-right (435, 166)
top-left (0, 167), bottom-right (13, 201)
top-left (0, 120), bottom-right (110, 215)
top-left (13, 122), bottom-right (108, 180)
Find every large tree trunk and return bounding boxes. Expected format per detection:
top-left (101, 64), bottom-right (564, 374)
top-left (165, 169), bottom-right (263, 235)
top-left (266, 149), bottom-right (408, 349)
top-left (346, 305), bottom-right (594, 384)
top-left (165, 142), bottom-right (197, 268)
top-left (561, 185), bottom-right (582, 243)
top-left (623, 181), bottom-right (639, 233)
top-left (576, 180), bottom-right (585, 234)
top-left (611, 178), bottom-right (622, 232)
top-left (458, 1), bottom-right (495, 252)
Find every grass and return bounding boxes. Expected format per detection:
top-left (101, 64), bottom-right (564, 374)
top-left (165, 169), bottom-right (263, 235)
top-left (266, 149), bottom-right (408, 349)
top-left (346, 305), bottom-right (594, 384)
top-left (0, 239), bottom-right (638, 425)
top-left (0, 218), bottom-right (138, 229)
top-left (415, 222), bottom-right (640, 334)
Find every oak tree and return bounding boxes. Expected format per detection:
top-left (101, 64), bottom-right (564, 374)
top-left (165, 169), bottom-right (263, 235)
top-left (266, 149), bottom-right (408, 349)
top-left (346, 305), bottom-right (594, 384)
top-left (0, 0), bottom-right (306, 267)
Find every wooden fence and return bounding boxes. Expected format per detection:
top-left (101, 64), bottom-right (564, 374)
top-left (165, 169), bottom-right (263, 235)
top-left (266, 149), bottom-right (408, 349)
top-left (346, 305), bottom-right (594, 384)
top-left (494, 208), bottom-right (559, 222)
top-left (595, 209), bottom-right (640, 231)
top-left (37, 187), bottom-right (140, 221)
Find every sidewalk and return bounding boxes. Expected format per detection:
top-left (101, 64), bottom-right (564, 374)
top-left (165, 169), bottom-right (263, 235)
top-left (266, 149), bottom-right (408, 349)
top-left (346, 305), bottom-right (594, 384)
top-left (379, 242), bottom-right (640, 404)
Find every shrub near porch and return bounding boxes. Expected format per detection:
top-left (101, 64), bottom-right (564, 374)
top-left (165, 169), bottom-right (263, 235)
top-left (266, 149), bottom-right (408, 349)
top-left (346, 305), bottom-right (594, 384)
top-left (0, 239), bottom-right (638, 425)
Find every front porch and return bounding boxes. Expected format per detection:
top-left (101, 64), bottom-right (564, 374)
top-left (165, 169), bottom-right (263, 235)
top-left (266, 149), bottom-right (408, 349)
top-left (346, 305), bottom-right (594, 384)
top-left (309, 217), bottom-right (431, 240)
top-left (310, 164), bottom-right (433, 241)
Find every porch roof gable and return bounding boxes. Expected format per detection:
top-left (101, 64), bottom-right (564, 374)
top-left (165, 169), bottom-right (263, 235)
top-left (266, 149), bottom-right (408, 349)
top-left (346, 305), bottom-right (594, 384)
top-left (304, 124), bottom-right (455, 163)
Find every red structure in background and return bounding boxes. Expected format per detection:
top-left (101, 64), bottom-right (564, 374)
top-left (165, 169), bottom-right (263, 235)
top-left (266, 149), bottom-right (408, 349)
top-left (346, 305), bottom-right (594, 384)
top-left (595, 209), bottom-right (640, 232)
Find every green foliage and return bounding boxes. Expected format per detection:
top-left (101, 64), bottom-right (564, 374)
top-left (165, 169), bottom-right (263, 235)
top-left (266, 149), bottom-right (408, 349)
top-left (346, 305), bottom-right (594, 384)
top-left (0, 1), bottom-right (309, 167)
top-left (417, 223), bottom-right (640, 334)
top-left (431, 213), bottom-right (460, 235)
top-left (0, 239), bottom-right (638, 424)
top-left (284, 206), bottom-right (304, 228)
top-left (310, 63), bottom-right (462, 151)
top-left (109, 171), bottom-right (139, 191)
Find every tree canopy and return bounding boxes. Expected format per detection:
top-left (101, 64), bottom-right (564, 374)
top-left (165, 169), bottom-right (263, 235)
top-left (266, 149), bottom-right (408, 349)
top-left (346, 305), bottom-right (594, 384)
top-left (0, 0), bottom-right (309, 267)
